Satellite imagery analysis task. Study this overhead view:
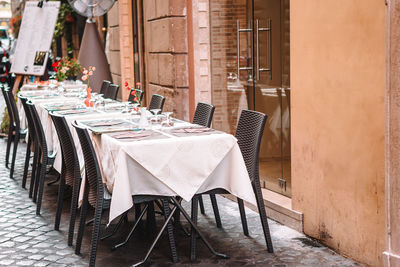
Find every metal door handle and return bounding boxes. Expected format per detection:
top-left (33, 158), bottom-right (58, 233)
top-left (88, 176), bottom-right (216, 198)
top-left (256, 19), bottom-right (272, 80)
top-left (237, 20), bottom-right (253, 80)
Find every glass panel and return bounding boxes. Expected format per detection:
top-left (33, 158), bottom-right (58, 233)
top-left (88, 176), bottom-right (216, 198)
top-left (209, 0), bottom-right (253, 134)
top-left (254, 0), bottom-right (291, 197)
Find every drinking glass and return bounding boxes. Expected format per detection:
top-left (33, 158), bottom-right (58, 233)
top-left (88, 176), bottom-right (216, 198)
top-left (162, 112), bottom-right (173, 127)
top-left (57, 85), bottom-right (65, 96)
top-left (150, 109), bottom-right (161, 123)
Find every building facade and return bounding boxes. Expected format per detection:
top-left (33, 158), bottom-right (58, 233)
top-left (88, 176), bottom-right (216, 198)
top-left (104, 0), bottom-right (400, 266)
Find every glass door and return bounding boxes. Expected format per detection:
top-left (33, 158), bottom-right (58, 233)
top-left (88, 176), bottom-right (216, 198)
top-left (210, 0), bottom-right (291, 197)
top-left (209, 0), bottom-right (253, 133)
top-left (253, 0), bottom-right (291, 196)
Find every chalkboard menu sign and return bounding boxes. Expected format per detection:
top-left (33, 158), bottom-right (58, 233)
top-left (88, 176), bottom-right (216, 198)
top-left (10, 1), bottom-right (60, 76)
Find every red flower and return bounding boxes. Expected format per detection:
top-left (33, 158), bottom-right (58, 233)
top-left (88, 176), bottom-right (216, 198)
top-left (130, 91), bottom-right (135, 95)
top-left (134, 97), bottom-right (138, 102)
top-left (132, 90), bottom-right (136, 95)
top-left (136, 82), bottom-right (141, 86)
top-left (124, 81), bottom-right (129, 87)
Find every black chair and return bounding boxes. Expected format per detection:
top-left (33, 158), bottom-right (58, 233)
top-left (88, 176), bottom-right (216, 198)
top-left (148, 94), bottom-right (165, 114)
top-left (128, 88), bottom-right (144, 104)
top-left (190, 110), bottom-right (274, 260)
top-left (72, 122), bottom-right (181, 266)
top-left (26, 101), bottom-right (56, 215)
top-left (104, 84), bottom-right (119, 100)
top-left (191, 103), bottom-right (221, 226)
top-left (18, 95), bottom-right (38, 189)
top-left (50, 113), bottom-right (82, 246)
top-left (1, 87), bottom-right (27, 178)
top-left (99, 80), bottom-right (111, 95)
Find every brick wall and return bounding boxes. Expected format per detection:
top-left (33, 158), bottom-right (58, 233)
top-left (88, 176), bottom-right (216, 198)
top-left (209, 0), bottom-right (248, 134)
top-left (143, 0), bottom-right (189, 120)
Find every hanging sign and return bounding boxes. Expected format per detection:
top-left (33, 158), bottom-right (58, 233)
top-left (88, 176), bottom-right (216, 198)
top-left (10, 1), bottom-right (60, 76)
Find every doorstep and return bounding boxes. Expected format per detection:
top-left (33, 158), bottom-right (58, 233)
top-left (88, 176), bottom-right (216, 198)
top-left (223, 189), bottom-right (304, 233)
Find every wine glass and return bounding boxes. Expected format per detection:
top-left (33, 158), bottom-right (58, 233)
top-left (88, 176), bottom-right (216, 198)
top-left (162, 112), bottom-right (173, 127)
top-left (122, 101), bottom-right (131, 113)
top-left (150, 109), bottom-right (161, 122)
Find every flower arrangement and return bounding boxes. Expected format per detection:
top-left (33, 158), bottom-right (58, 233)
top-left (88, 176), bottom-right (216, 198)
top-left (81, 66), bottom-right (95, 87)
top-left (82, 66), bottom-right (96, 107)
top-left (52, 57), bottom-right (82, 82)
top-left (125, 81), bottom-right (142, 106)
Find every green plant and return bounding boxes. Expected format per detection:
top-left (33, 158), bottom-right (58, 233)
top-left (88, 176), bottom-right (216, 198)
top-left (0, 108), bottom-right (9, 134)
top-left (53, 2), bottom-right (75, 40)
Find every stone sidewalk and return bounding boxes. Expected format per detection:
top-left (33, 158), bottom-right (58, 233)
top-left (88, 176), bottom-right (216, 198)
top-left (0, 138), bottom-right (362, 266)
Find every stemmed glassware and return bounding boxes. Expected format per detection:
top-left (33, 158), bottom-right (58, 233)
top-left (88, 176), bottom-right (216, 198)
top-left (150, 109), bottom-right (161, 122)
top-left (162, 112), bottom-right (173, 127)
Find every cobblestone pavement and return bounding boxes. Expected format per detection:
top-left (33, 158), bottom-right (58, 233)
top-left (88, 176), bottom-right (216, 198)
top-left (0, 138), bottom-right (362, 266)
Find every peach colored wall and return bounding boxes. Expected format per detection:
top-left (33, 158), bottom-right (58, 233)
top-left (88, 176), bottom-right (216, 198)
top-left (291, 0), bottom-right (386, 266)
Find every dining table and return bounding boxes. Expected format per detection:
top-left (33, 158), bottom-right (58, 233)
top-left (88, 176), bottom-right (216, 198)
top-left (18, 83), bottom-right (258, 225)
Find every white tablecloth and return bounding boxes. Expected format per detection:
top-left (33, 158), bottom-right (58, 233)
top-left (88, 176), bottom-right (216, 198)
top-left (96, 131), bottom-right (257, 223)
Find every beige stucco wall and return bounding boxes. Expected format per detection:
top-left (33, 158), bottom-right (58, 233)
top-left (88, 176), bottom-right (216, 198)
top-left (291, 0), bottom-right (386, 266)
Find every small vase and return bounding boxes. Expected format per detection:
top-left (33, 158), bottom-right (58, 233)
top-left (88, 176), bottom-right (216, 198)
top-left (84, 87), bottom-right (93, 107)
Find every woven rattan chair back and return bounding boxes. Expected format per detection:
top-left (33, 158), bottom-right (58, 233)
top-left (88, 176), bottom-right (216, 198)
top-left (72, 122), bottom-right (103, 207)
top-left (19, 95), bottom-right (34, 137)
top-left (27, 101), bottom-right (48, 158)
top-left (50, 113), bottom-right (80, 187)
top-left (149, 94), bottom-right (165, 112)
top-left (128, 88), bottom-right (143, 103)
top-left (192, 102), bottom-right (215, 127)
top-left (99, 80), bottom-right (111, 95)
top-left (105, 84), bottom-right (119, 100)
top-left (6, 89), bottom-right (21, 130)
top-left (235, 109), bottom-right (267, 182)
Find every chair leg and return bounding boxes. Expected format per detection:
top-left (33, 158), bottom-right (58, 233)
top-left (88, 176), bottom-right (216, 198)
top-left (237, 198), bottom-right (249, 236)
top-left (75, 188), bottom-right (89, 255)
top-left (210, 194), bottom-right (222, 228)
top-left (88, 198), bottom-right (104, 267)
top-left (29, 145), bottom-right (39, 199)
top-left (22, 137), bottom-right (31, 189)
top-left (32, 162), bottom-right (41, 203)
top-left (146, 202), bottom-right (157, 238)
top-left (36, 161), bottom-right (47, 215)
top-left (253, 180), bottom-right (274, 253)
top-left (198, 196), bottom-right (205, 215)
top-left (68, 174), bottom-right (81, 246)
top-left (162, 199), bottom-right (178, 263)
top-left (190, 196), bottom-right (199, 261)
top-left (33, 150), bottom-right (42, 202)
top-left (9, 132), bottom-right (19, 179)
top-left (5, 127), bottom-right (13, 168)
top-left (54, 176), bottom-right (66, 230)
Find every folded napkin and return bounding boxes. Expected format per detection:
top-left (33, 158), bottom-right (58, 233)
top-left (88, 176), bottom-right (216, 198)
top-left (111, 131), bottom-right (151, 139)
top-left (172, 127), bottom-right (213, 133)
top-left (87, 120), bottom-right (124, 127)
